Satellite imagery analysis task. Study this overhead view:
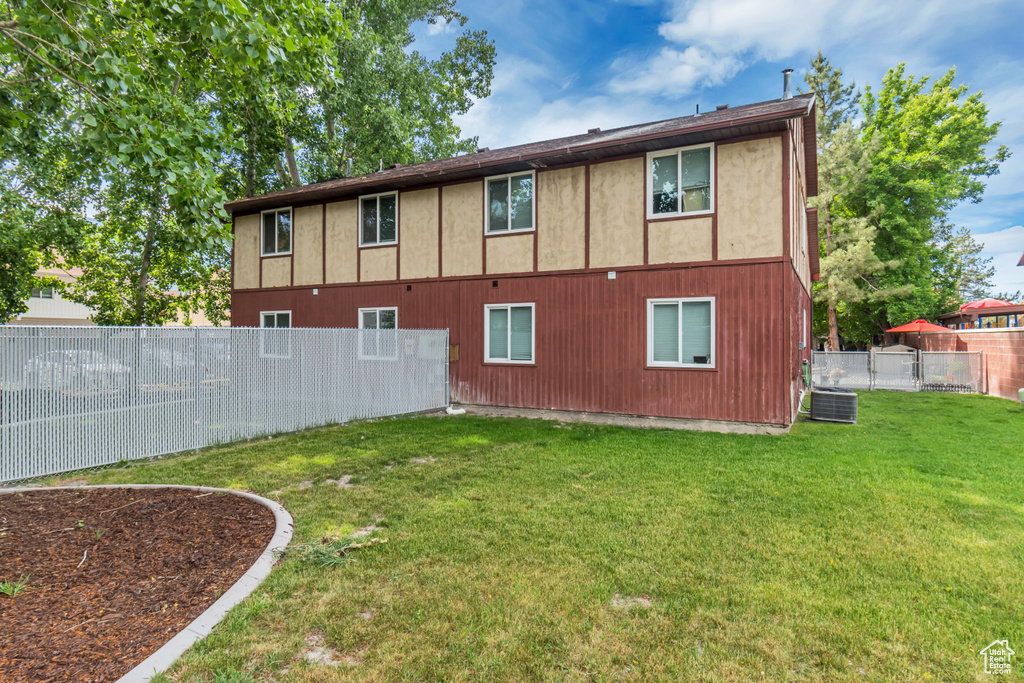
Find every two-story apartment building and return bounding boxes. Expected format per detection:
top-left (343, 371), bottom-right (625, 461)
top-left (226, 92), bottom-right (820, 430)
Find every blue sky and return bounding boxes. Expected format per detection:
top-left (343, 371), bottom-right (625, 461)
top-left (413, 0), bottom-right (1024, 295)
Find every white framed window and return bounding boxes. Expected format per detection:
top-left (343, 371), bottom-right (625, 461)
top-left (485, 171), bottom-right (535, 234)
top-left (646, 297), bottom-right (715, 368)
top-left (359, 307), bottom-right (398, 359)
top-left (484, 303), bottom-right (534, 364)
top-left (261, 207), bottom-right (292, 256)
top-left (646, 143), bottom-right (714, 219)
top-left (259, 310), bottom-right (292, 358)
top-left (359, 192), bottom-right (398, 246)
top-left (31, 287), bottom-right (54, 299)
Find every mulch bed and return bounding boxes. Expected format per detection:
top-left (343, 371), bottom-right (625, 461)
top-left (0, 488), bottom-right (275, 682)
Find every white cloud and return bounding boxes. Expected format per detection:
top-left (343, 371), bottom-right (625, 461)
top-left (975, 225), bottom-right (1024, 293)
top-left (657, 0), bottom-right (1001, 61)
top-left (606, 0), bottom-right (1013, 103)
top-left (425, 20), bottom-right (456, 37)
top-left (977, 224), bottom-right (1024, 255)
top-left (609, 46), bottom-right (741, 97)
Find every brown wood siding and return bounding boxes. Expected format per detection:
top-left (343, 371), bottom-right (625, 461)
top-left (231, 261), bottom-right (795, 425)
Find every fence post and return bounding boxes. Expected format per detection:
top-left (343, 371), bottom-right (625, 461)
top-left (445, 328), bottom-right (451, 407)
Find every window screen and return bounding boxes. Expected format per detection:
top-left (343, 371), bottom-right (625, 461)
top-left (486, 304), bottom-right (533, 362)
top-left (648, 299), bottom-right (713, 367)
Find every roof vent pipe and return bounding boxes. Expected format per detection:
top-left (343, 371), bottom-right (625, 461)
top-left (782, 68), bottom-right (793, 100)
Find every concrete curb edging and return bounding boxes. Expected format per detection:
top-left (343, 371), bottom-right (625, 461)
top-left (0, 484), bottom-right (293, 683)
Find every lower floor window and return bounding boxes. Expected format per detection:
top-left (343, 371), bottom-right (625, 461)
top-left (260, 310), bottom-right (291, 357)
top-left (485, 303), bottom-right (534, 363)
top-left (360, 307), bottom-right (397, 359)
top-left (647, 298), bottom-right (714, 367)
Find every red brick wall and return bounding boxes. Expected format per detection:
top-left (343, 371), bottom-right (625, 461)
top-left (917, 330), bottom-right (1024, 401)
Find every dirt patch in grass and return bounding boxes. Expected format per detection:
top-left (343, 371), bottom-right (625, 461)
top-left (610, 594), bottom-right (653, 610)
top-left (0, 488), bottom-right (274, 682)
top-left (301, 632), bottom-right (362, 667)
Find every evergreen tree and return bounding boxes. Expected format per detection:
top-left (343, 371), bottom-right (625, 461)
top-left (932, 221), bottom-right (996, 302)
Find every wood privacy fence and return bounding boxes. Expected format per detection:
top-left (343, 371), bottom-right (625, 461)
top-left (0, 326), bottom-right (449, 483)
top-left (812, 351), bottom-right (984, 394)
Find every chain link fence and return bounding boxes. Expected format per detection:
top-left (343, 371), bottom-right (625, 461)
top-left (812, 351), bottom-right (983, 394)
top-left (0, 326), bottom-right (449, 483)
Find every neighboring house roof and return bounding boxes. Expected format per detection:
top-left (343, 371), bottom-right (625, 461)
top-left (937, 302), bottom-right (1024, 323)
top-left (225, 93), bottom-right (818, 216)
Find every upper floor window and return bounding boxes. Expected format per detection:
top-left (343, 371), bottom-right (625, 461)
top-left (31, 287), bottom-right (54, 299)
top-left (360, 192), bottom-right (398, 246)
top-left (647, 297), bottom-right (714, 368)
top-left (647, 143), bottom-right (713, 219)
top-left (261, 208), bottom-right (292, 256)
top-left (486, 171), bottom-right (534, 234)
top-left (485, 303), bottom-right (534, 364)
top-left (359, 307), bottom-right (397, 359)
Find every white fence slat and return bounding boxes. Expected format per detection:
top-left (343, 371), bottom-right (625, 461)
top-left (812, 350), bottom-right (984, 394)
top-left (0, 326), bottom-right (449, 483)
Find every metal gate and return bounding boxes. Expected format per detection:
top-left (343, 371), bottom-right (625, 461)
top-left (870, 352), bottom-right (919, 390)
top-left (812, 351), bottom-right (983, 393)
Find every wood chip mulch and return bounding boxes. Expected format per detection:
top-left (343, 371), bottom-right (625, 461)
top-left (0, 488), bottom-right (276, 682)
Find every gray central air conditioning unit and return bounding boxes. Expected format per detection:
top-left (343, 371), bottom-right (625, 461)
top-left (810, 388), bottom-right (858, 424)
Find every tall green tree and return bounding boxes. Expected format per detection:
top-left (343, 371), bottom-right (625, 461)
top-left (841, 65), bottom-right (1008, 339)
top-left (0, 131), bottom-right (92, 321)
top-left (219, 1), bottom-right (495, 198)
top-left (814, 123), bottom-right (910, 348)
top-left (1, 0), bottom-right (347, 324)
top-left (802, 54), bottom-right (899, 349)
top-left (803, 50), bottom-right (858, 140)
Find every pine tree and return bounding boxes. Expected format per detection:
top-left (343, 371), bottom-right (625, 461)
top-left (814, 123), bottom-right (909, 348)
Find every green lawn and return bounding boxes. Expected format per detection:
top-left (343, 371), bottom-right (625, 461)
top-left (67, 392), bottom-right (1023, 682)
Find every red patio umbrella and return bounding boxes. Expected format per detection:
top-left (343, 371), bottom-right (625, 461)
top-left (960, 298), bottom-right (1013, 310)
top-left (886, 319), bottom-right (950, 333)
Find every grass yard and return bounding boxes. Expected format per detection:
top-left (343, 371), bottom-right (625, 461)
top-left (63, 392), bottom-right (1023, 682)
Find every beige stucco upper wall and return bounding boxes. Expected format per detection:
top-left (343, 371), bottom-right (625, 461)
top-left (537, 166), bottom-right (586, 271)
top-left (233, 214), bottom-right (260, 289)
top-left (325, 200), bottom-right (357, 284)
top-left (361, 246), bottom-right (397, 282)
top-left (589, 157), bottom-right (644, 268)
top-left (293, 204), bottom-right (323, 286)
top-left (261, 257), bottom-right (290, 288)
top-left (486, 233), bottom-right (534, 274)
top-left (441, 182), bottom-right (483, 277)
top-left (648, 217), bottom-right (713, 265)
top-left (400, 188), bottom-right (440, 280)
top-left (717, 138), bottom-right (783, 260)
top-left (236, 133), bottom-right (802, 291)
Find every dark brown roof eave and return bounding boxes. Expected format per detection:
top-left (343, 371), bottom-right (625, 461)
top-left (226, 94), bottom-right (815, 215)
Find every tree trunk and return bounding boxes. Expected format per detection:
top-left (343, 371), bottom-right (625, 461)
top-left (285, 136), bottom-right (301, 186)
top-left (273, 158), bottom-right (291, 187)
top-left (135, 190), bottom-right (159, 326)
top-left (245, 161), bottom-right (254, 198)
top-left (827, 305), bottom-right (840, 351)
